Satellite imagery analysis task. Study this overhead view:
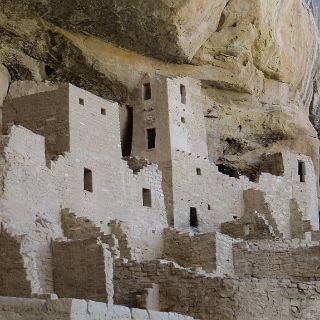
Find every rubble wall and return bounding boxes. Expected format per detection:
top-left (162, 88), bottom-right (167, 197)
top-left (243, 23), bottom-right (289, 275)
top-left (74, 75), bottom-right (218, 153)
top-left (114, 259), bottom-right (320, 320)
top-left (3, 86), bottom-right (70, 159)
top-left (0, 297), bottom-right (196, 320)
top-left (52, 239), bottom-right (113, 303)
top-left (0, 232), bottom-right (32, 298)
top-left (163, 228), bottom-right (217, 272)
top-left (233, 240), bottom-right (320, 281)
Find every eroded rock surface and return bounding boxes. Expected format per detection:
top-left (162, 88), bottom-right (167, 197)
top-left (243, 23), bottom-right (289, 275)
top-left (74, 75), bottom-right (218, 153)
top-left (0, 0), bottom-right (319, 177)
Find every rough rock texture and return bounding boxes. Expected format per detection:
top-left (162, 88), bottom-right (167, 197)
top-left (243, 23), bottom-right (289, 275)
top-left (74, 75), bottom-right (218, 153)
top-left (0, 0), bottom-right (319, 177)
top-left (0, 64), bottom-right (10, 106)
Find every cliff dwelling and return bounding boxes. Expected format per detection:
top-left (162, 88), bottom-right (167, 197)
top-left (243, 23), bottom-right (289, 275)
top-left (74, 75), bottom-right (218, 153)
top-left (1, 1), bottom-right (320, 319)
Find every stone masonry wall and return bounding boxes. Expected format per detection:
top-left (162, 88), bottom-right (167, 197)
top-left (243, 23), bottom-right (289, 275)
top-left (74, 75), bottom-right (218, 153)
top-left (0, 297), bottom-right (196, 320)
top-left (130, 75), bottom-right (319, 237)
top-left (114, 259), bottom-right (320, 320)
top-left (0, 231), bottom-right (32, 298)
top-left (0, 83), bottom-right (169, 293)
top-left (233, 240), bottom-right (320, 281)
top-left (221, 189), bottom-right (281, 240)
top-left (170, 150), bottom-right (318, 239)
top-left (3, 86), bottom-right (70, 160)
top-left (0, 126), bottom-right (63, 293)
top-left (163, 228), bottom-right (217, 272)
top-left (52, 239), bottom-right (113, 303)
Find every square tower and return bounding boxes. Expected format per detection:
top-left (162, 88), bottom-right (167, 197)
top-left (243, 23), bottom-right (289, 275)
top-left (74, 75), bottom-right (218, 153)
top-left (130, 74), bottom-right (208, 163)
top-left (130, 74), bottom-right (209, 225)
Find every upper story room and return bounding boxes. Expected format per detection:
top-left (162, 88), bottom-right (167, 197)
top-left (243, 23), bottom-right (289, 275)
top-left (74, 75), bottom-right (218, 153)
top-left (2, 83), bottom-right (122, 163)
top-left (129, 74), bottom-right (209, 164)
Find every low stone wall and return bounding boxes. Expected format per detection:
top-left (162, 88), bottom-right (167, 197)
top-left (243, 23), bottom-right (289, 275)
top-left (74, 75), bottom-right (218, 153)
top-left (233, 240), bottom-right (320, 281)
top-left (52, 238), bottom-right (113, 303)
top-left (0, 231), bottom-right (32, 298)
top-left (221, 189), bottom-right (281, 240)
top-left (163, 228), bottom-right (217, 272)
top-left (114, 259), bottom-right (320, 320)
top-left (163, 229), bottom-right (235, 275)
top-left (0, 297), bottom-right (196, 320)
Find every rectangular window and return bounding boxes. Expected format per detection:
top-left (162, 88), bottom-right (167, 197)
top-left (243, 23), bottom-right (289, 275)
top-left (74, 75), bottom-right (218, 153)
top-left (196, 168), bottom-right (202, 176)
top-left (84, 168), bottom-right (93, 192)
top-left (143, 188), bottom-right (152, 207)
top-left (298, 161), bottom-right (306, 182)
top-left (101, 108), bottom-right (106, 115)
top-left (180, 84), bottom-right (186, 104)
top-left (147, 128), bottom-right (156, 149)
top-left (79, 98), bottom-right (84, 106)
top-left (143, 83), bottom-right (151, 100)
top-left (190, 207), bottom-right (198, 228)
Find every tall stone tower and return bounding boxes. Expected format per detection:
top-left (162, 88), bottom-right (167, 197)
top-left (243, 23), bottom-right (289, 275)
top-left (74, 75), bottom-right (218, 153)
top-left (130, 74), bottom-right (208, 225)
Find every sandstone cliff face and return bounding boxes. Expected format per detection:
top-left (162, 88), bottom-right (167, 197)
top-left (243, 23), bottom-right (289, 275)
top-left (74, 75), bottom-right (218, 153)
top-left (0, 0), bottom-right (319, 177)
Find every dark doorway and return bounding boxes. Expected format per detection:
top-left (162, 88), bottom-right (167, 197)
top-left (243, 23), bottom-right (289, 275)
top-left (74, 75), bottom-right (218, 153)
top-left (190, 207), bottom-right (198, 228)
top-left (298, 161), bottom-right (306, 182)
top-left (143, 188), bottom-right (152, 207)
top-left (84, 168), bottom-right (93, 192)
top-left (143, 83), bottom-right (151, 100)
top-left (180, 84), bottom-right (186, 104)
top-left (121, 106), bottom-right (133, 157)
top-left (147, 128), bottom-right (156, 149)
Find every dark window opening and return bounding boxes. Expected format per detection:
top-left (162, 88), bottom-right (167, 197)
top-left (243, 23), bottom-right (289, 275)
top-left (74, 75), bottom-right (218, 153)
top-left (208, 204), bottom-right (211, 210)
top-left (45, 65), bottom-right (54, 77)
top-left (196, 168), bottom-right (202, 176)
top-left (180, 84), bottom-right (186, 104)
top-left (79, 98), bottom-right (84, 106)
top-left (121, 106), bottom-right (133, 157)
top-left (217, 164), bottom-right (239, 179)
top-left (298, 161), bottom-right (306, 182)
top-left (147, 128), bottom-right (156, 149)
top-left (190, 207), bottom-right (198, 228)
top-left (233, 215), bottom-right (238, 220)
top-left (143, 83), bottom-right (151, 100)
top-left (101, 108), bottom-right (106, 115)
top-left (143, 188), bottom-right (152, 207)
top-left (181, 117), bottom-right (186, 124)
top-left (84, 168), bottom-right (93, 192)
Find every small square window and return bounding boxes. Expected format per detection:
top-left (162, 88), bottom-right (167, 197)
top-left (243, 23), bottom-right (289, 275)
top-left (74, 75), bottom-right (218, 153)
top-left (196, 168), bottom-right (202, 176)
top-left (181, 117), bottom-right (186, 124)
top-left (79, 98), bottom-right (84, 106)
top-left (143, 188), bottom-right (152, 207)
top-left (101, 108), bottom-right (106, 115)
